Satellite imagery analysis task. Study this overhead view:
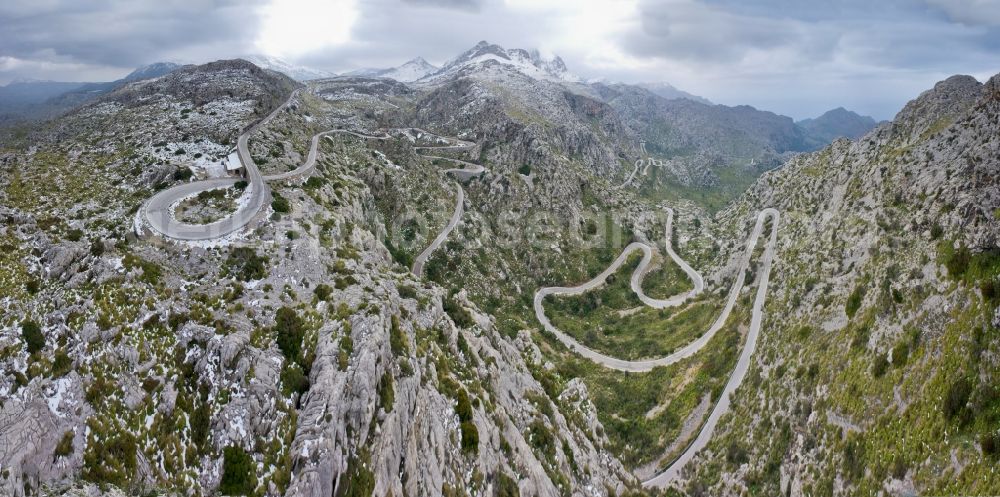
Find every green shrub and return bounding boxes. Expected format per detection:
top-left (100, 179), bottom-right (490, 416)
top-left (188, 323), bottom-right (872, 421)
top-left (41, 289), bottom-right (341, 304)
top-left (890, 457), bottom-right (908, 479)
top-left (21, 320), bottom-right (44, 354)
top-left (340, 456), bottom-right (374, 497)
top-left (335, 275), bottom-right (357, 290)
top-left (173, 167), bottom-right (193, 181)
top-left (981, 278), bottom-right (998, 301)
top-left (389, 315), bottom-right (409, 357)
top-left (726, 442), bottom-right (749, 465)
top-left (25, 279), bottom-right (40, 295)
top-left (850, 325), bottom-right (869, 350)
top-left (843, 434), bottom-right (866, 480)
top-left (338, 332), bottom-right (353, 371)
top-left (219, 446), bottom-right (256, 495)
top-left (527, 419), bottom-right (555, 460)
top-left (982, 432), bottom-right (999, 458)
top-left (944, 377), bottom-right (972, 420)
top-left (122, 253), bottom-right (162, 285)
top-left (946, 245), bottom-right (971, 278)
top-left (51, 349), bottom-right (73, 377)
top-left (460, 421), bottom-right (479, 454)
top-left (89, 239), bottom-right (105, 257)
top-left (234, 180), bottom-right (248, 190)
top-left (891, 288), bottom-right (904, 303)
top-left (66, 229), bottom-right (84, 242)
top-left (190, 400), bottom-right (211, 453)
top-left (225, 247), bottom-right (268, 281)
top-left (495, 473), bottom-right (520, 497)
top-left (455, 388), bottom-right (473, 422)
top-left (871, 354), bottom-right (889, 378)
top-left (930, 223), bottom-right (943, 240)
top-left (54, 431), bottom-right (74, 457)
top-left (846, 285), bottom-right (865, 318)
top-left (891, 341), bottom-right (909, 367)
top-left (281, 364), bottom-right (309, 396)
top-left (398, 285), bottom-right (417, 300)
top-left (518, 164), bottom-right (531, 176)
top-left (378, 372), bottom-right (394, 412)
top-left (385, 239), bottom-right (413, 268)
top-left (313, 284), bottom-right (332, 301)
top-left (444, 297), bottom-right (474, 328)
top-left (82, 427), bottom-right (137, 487)
top-left (304, 176), bottom-right (325, 189)
top-left (275, 307), bottom-right (304, 365)
top-left (271, 193), bottom-right (291, 213)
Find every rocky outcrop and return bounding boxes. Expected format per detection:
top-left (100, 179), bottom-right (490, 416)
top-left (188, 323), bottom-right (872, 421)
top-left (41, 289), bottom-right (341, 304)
top-left (285, 278), bottom-right (633, 496)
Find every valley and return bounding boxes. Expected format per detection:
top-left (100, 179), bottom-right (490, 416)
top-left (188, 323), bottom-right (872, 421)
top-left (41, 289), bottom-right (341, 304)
top-left (0, 38), bottom-right (997, 497)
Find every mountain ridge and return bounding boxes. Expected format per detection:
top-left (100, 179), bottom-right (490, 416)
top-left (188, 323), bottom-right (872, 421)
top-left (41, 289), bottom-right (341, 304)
top-left (0, 48), bottom-right (998, 497)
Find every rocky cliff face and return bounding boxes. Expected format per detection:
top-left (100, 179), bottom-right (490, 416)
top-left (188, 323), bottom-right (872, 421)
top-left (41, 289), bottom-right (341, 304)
top-left (2, 49), bottom-right (997, 497)
top-left (672, 72), bottom-right (1000, 496)
top-left (0, 59), bottom-right (636, 496)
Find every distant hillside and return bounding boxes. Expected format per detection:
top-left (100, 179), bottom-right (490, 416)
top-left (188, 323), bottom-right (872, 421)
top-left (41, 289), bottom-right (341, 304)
top-left (797, 107), bottom-right (878, 148)
top-left (0, 63), bottom-right (181, 125)
top-left (637, 81), bottom-right (712, 104)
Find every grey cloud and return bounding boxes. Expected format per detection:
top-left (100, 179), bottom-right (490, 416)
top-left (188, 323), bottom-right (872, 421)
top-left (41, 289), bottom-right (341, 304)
top-left (298, 0), bottom-right (541, 71)
top-left (1, 0), bottom-right (998, 121)
top-left (925, 0), bottom-right (1000, 27)
top-left (400, 0), bottom-right (484, 11)
top-left (0, 0), bottom-right (267, 70)
top-left (623, 0), bottom-right (834, 64)
top-left (621, 0), bottom-right (999, 72)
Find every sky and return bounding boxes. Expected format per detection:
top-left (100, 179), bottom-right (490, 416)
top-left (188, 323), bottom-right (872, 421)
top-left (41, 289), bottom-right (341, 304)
top-left (1, 0), bottom-right (999, 120)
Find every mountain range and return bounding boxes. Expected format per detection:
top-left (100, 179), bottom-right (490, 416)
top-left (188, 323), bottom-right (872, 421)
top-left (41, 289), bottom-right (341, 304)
top-left (0, 40), bottom-right (993, 497)
top-left (0, 62), bottom-right (182, 125)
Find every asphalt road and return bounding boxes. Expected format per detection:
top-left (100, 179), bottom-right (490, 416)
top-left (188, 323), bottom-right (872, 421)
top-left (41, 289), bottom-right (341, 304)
top-left (408, 130), bottom-right (485, 276)
top-left (533, 208), bottom-right (778, 374)
top-left (143, 89), bottom-right (302, 241)
top-left (141, 110), bottom-right (487, 276)
top-left (142, 85), bottom-right (400, 241)
top-left (643, 208), bottom-right (779, 488)
top-left (534, 206), bottom-right (780, 486)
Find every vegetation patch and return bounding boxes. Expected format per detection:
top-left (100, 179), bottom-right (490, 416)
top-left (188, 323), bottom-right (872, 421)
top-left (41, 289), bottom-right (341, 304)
top-left (544, 253), bottom-right (726, 359)
top-left (175, 185), bottom-right (242, 225)
top-left (219, 446), bottom-right (257, 495)
top-left (224, 247), bottom-right (268, 281)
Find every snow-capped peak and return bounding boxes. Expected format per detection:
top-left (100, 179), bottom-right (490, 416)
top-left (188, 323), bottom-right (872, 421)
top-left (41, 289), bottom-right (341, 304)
top-left (378, 57), bottom-right (439, 82)
top-left (342, 57), bottom-right (438, 82)
top-left (242, 54), bottom-right (336, 82)
top-left (424, 41), bottom-right (578, 83)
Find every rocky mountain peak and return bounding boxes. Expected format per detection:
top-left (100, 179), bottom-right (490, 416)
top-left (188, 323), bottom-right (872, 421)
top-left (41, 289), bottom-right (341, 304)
top-left (122, 62), bottom-right (182, 83)
top-left (796, 106), bottom-right (877, 146)
top-left (241, 54), bottom-right (336, 81)
top-left (636, 81), bottom-right (712, 104)
top-left (100, 58), bottom-right (299, 111)
top-left (428, 40), bottom-right (577, 82)
top-left (985, 72), bottom-right (1000, 100)
top-left (893, 74), bottom-right (983, 144)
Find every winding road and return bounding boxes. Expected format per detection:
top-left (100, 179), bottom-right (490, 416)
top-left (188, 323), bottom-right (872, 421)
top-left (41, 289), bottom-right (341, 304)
top-left (408, 131), bottom-right (486, 277)
top-left (142, 89), bottom-right (303, 241)
top-left (643, 208), bottom-right (779, 487)
top-left (534, 206), bottom-right (780, 487)
top-left (139, 91), bottom-right (485, 269)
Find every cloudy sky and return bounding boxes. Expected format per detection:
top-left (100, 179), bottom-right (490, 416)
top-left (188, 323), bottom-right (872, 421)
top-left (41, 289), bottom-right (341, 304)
top-left (1, 0), bottom-right (999, 119)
